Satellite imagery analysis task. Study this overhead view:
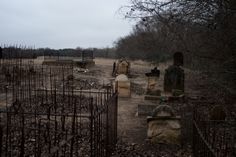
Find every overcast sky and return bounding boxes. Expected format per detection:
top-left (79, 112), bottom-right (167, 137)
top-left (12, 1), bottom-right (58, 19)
top-left (0, 0), bottom-right (134, 49)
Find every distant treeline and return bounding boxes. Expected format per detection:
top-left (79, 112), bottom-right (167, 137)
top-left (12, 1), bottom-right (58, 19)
top-left (0, 45), bottom-right (170, 62)
top-left (0, 47), bottom-right (116, 59)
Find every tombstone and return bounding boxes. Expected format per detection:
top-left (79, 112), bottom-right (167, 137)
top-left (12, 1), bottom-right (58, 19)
top-left (164, 52), bottom-right (184, 93)
top-left (209, 105), bottom-right (226, 121)
top-left (164, 65), bottom-right (184, 93)
top-left (173, 52), bottom-right (183, 66)
top-left (115, 74), bottom-right (131, 97)
top-left (116, 59), bottom-right (130, 75)
top-left (145, 67), bottom-right (161, 96)
top-left (147, 105), bottom-right (181, 144)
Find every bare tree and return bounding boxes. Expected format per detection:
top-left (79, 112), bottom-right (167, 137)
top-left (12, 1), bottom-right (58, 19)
top-left (116, 0), bottom-right (236, 91)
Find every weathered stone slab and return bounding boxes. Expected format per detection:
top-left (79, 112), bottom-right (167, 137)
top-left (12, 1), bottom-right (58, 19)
top-left (138, 103), bottom-right (158, 116)
top-left (147, 105), bottom-right (181, 145)
top-left (144, 95), bottom-right (162, 101)
top-left (147, 118), bottom-right (181, 144)
top-left (144, 95), bottom-right (184, 102)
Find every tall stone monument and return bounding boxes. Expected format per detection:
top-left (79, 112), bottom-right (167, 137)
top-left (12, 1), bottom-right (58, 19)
top-left (164, 52), bottom-right (184, 94)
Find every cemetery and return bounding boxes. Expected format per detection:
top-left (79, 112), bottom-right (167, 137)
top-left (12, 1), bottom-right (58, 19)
top-left (1, 0), bottom-right (236, 156)
top-left (0, 46), bottom-right (234, 156)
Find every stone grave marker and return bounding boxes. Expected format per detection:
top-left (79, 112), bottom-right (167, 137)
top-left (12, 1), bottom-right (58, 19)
top-left (147, 105), bottom-right (181, 144)
top-left (164, 65), bottom-right (184, 93)
top-left (164, 52), bottom-right (184, 93)
top-left (116, 59), bottom-right (130, 75)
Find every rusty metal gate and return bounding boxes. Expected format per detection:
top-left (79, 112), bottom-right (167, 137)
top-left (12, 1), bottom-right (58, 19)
top-left (0, 61), bottom-right (118, 157)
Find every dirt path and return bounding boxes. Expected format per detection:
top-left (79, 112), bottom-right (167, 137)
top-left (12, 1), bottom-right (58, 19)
top-left (93, 58), bottom-right (172, 144)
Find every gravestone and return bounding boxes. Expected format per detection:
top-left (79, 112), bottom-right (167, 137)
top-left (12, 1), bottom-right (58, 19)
top-left (145, 67), bottom-right (161, 96)
top-left (164, 52), bottom-right (184, 93)
top-left (115, 74), bottom-right (131, 97)
top-left (147, 105), bottom-right (181, 144)
top-left (116, 59), bottom-right (130, 75)
top-left (164, 66), bottom-right (184, 92)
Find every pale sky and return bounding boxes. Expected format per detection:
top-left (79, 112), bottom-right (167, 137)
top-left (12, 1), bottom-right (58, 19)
top-left (0, 0), bottom-right (134, 49)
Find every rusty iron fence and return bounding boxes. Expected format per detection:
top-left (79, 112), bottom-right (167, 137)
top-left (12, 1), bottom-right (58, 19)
top-left (192, 107), bottom-right (236, 157)
top-left (0, 60), bottom-right (118, 157)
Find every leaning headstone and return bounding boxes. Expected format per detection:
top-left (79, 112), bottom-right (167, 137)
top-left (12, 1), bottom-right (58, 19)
top-left (145, 67), bottom-right (160, 96)
top-left (209, 105), bottom-right (226, 121)
top-left (147, 105), bottom-right (181, 144)
top-left (115, 74), bottom-right (131, 97)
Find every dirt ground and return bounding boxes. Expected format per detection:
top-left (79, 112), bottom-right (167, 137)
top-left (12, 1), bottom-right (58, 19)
top-left (0, 57), bottom-right (209, 156)
top-left (92, 58), bottom-right (192, 156)
top-left (0, 57), bottom-right (233, 156)
top-left (93, 58), bottom-right (171, 142)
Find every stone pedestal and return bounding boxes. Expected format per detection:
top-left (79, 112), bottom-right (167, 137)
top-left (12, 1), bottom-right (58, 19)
top-left (145, 67), bottom-right (161, 97)
top-left (115, 74), bottom-right (131, 98)
top-left (146, 76), bottom-right (161, 95)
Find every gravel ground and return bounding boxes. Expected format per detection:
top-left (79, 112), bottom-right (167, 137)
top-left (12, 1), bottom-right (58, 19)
top-left (112, 140), bottom-right (192, 157)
